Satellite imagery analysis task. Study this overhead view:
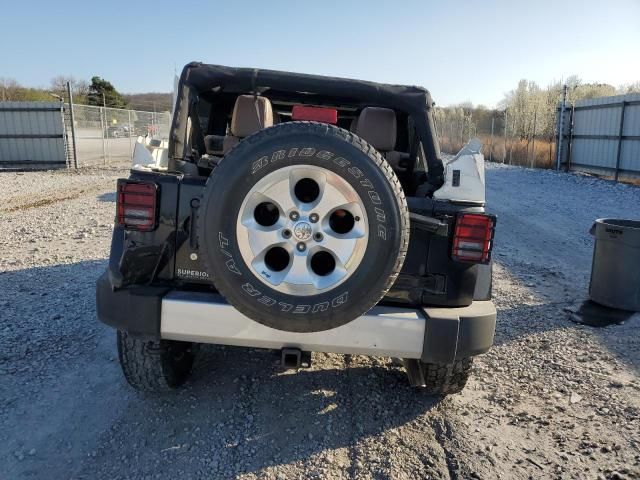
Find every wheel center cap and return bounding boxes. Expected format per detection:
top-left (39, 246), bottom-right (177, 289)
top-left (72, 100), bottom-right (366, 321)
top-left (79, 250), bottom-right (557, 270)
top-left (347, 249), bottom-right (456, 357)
top-left (293, 221), bottom-right (312, 241)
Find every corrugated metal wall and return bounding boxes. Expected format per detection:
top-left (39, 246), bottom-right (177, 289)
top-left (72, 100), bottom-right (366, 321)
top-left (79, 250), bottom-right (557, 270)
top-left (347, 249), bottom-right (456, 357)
top-left (562, 93), bottom-right (640, 179)
top-left (0, 101), bottom-right (67, 170)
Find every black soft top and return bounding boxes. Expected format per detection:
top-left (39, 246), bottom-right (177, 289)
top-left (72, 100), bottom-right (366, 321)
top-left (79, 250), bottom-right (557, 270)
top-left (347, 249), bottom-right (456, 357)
top-left (169, 62), bottom-right (443, 184)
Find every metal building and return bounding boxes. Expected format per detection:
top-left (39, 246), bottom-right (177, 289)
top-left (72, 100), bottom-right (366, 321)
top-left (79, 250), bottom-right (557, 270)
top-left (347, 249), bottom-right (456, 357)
top-left (559, 93), bottom-right (640, 180)
top-left (0, 101), bottom-right (68, 170)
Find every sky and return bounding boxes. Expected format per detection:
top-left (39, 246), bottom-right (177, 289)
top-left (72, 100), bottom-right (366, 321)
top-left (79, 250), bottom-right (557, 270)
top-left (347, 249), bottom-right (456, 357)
top-left (1, 0), bottom-right (639, 107)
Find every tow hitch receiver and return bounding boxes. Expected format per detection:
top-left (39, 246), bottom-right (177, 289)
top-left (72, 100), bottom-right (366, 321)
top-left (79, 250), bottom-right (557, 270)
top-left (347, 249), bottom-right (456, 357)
top-left (280, 348), bottom-right (311, 369)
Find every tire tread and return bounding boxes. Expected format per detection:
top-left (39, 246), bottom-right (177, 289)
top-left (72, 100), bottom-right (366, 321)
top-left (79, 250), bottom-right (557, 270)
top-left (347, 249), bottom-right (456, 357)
top-left (117, 330), bottom-right (193, 393)
top-left (419, 357), bottom-right (473, 395)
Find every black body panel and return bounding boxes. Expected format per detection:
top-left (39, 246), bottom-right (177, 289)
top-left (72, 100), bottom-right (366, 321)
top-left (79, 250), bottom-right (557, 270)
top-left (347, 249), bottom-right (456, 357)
top-left (108, 170), bottom-right (180, 288)
top-left (420, 301), bottom-right (496, 363)
top-left (96, 271), bottom-right (167, 339)
top-left (386, 197), bottom-right (489, 308)
top-left (173, 175), bottom-right (215, 287)
top-left (104, 168), bottom-right (490, 309)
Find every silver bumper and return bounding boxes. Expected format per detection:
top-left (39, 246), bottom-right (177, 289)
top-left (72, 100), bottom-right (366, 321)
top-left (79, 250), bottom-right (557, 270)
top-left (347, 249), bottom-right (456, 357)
top-left (161, 292), bottom-right (426, 358)
top-left (160, 291), bottom-right (497, 361)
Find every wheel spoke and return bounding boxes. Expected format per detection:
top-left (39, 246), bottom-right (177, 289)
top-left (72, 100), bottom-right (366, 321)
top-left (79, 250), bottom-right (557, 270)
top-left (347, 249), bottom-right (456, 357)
top-left (240, 220), bottom-right (284, 255)
top-left (261, 177), bottom-right (298, 213)
top-left (312, 183), bottom-right (345, 219)
top-left (320, 234), bottom-right (358, 265)
top-left (282, 252), bottom-right (312, 285)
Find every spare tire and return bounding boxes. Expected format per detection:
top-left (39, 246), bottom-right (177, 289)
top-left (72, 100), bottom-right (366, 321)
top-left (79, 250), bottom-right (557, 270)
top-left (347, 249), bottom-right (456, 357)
top-left (198, 122), bottom-right (409, 332)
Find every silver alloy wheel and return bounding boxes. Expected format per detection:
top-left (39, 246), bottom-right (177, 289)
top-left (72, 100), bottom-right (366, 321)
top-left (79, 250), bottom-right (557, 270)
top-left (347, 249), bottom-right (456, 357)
top-left (236, 165), bottom-right (368, 296)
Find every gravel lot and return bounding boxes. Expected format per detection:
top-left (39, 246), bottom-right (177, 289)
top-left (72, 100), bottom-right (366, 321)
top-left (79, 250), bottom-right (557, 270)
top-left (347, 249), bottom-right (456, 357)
top-left (1, 163), bottom-right (639, 479)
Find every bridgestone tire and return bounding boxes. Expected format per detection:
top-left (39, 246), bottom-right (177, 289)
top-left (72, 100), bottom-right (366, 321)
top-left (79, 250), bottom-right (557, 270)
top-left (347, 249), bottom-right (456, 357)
top-left (198, 122), bottom-right (409, 332)
top-left (403, 358), bottom-right (473, 395)
top-left (117, 330), bottom-right (195, 392)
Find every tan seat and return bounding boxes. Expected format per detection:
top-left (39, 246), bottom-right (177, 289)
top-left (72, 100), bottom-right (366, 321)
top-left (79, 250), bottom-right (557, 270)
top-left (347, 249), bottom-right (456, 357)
top-left (355, 107), bottom-right (397, 151)
top-left (354, 107), bottom-right (410, 172)
top-left (223, 95), bottom-right (275, 153)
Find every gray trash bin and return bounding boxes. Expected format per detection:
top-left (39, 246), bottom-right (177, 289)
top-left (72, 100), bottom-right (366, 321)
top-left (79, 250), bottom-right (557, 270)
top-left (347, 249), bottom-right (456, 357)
top-left (589, 218), bottom-right (640, 312)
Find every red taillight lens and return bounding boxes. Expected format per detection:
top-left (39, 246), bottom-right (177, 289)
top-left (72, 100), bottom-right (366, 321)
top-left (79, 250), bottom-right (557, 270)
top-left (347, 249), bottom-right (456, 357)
top-left (117, 180), bottom-right (158, 231)
top-left (451, 213), bottom-right (495, 264)
top-left (291, 105), bottom-right (338, 124)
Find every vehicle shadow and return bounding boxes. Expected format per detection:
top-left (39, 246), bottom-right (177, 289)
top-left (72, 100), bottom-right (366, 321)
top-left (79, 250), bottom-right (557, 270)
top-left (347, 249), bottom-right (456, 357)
top-left (1, 259), bottom-right (443, 478)
top-left (105, 345), bottom-right (442, 477)
top-left (96, 192), bottom-right (116, 202)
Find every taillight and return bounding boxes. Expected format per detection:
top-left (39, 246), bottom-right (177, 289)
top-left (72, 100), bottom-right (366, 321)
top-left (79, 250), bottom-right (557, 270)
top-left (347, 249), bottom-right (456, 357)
top-left (117, 180), bottom-right (158, 231)
top-left (291, 105), bottom-right (338, 124)
top-left (451, 213), bottom-right (496, 264)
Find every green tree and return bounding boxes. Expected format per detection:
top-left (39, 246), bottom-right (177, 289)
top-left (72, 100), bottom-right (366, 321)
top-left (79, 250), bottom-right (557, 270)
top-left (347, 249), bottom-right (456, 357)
top-left (87, 76), bottom-right (128, 108)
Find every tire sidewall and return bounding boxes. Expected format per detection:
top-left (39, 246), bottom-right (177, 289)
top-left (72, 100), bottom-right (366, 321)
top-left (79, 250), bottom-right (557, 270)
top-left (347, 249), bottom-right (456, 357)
top-left (199, 123), bottom-right (405, 332)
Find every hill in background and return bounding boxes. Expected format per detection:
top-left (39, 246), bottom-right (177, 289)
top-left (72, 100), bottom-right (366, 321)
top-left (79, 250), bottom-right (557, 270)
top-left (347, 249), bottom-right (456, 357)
top-left (123, 93), bottom-right (173, 112)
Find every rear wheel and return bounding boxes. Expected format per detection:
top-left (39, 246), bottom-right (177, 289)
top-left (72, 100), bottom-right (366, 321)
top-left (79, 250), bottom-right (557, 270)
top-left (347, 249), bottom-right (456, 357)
top-left (117, 330), bottom-right (195, 392)
top-left (402, 357), bottom-right (473, 395)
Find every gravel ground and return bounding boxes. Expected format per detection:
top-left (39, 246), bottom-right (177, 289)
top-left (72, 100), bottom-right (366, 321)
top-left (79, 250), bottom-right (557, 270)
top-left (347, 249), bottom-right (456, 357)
top-left (1, 163), bottom-right (639, 479)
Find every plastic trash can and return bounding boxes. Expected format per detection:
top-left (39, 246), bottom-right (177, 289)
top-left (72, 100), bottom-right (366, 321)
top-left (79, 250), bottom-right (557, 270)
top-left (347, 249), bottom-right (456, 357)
top-left (589, 218), bottom-right (640, 312)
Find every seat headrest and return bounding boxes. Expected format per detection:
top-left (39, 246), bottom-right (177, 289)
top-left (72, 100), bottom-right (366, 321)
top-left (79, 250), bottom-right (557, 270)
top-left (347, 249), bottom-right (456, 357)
top-left (355, 107), bottom-right (397, 151)
top-left (230, 95), bottom-right (274, 137)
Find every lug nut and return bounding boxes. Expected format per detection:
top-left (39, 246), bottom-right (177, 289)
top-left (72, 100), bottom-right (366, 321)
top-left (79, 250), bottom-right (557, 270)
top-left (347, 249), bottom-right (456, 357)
top-left (282, 229), bottom-right (292, 239)
top-left (289, 211), bottom-right (300, 221)
top-left (309, 213), bottom-right (319, 223)
top-left (296, 242), bottom-right (306, 252)
top-left (313, 232), bottom-right (323, 242)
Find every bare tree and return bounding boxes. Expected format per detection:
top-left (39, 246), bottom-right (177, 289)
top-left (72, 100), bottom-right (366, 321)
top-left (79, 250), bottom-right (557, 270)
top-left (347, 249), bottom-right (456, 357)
top-left (619, 81), bottom-right (640, 94)
top-left (50, 76), bottom-right (90, 103)
top-left (0, 77), bottom-right (21, 101)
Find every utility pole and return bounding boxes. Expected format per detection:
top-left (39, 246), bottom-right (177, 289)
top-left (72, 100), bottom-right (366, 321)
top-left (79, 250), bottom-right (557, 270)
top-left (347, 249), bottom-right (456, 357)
top-left (556, 84), bottom-right (568, 170)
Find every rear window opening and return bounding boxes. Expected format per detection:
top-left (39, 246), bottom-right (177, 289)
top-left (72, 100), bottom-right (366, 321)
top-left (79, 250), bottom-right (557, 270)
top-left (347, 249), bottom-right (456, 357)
top-left (188, 91), bottom-right (427, 195)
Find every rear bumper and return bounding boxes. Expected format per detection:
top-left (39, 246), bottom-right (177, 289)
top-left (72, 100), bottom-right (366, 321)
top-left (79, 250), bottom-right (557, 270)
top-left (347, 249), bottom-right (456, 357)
top-left (96, 272), bottom-right (496, 362)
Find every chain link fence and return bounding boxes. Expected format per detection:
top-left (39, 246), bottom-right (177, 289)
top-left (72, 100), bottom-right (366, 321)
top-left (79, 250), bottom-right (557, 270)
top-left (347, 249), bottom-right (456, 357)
top-left (65, 104), bottom-right (171, 167)
top-left (434, 107), bottom-right (558, 169)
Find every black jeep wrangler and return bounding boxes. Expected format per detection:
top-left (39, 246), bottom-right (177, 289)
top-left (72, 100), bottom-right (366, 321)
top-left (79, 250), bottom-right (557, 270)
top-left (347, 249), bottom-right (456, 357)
top-left (97, 62), bottom-right (496, 395)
